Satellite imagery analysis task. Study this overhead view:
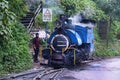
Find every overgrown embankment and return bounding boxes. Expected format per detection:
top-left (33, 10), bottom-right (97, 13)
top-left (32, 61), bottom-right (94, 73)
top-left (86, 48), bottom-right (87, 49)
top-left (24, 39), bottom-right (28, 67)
top-left (0, 0), bottom-right (32, 74)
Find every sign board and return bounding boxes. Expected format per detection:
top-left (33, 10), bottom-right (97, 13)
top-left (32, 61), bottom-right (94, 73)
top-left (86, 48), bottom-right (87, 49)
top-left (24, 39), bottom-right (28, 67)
top-left (42, 8), bottom-right (52, 22)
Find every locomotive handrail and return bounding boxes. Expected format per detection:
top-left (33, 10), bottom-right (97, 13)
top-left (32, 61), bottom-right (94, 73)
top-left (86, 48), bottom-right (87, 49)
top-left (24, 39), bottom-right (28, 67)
top-left (62, 48), bottom-right (65, 54)
top-left (73, 48), bottom-right (76, 65)
top-left (27, 2), bottom-right (43, 33)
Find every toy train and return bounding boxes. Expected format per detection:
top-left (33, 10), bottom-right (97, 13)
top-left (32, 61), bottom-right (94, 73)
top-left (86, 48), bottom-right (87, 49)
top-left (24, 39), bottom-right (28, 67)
top-left (42, 14), bottom-right (95, 67)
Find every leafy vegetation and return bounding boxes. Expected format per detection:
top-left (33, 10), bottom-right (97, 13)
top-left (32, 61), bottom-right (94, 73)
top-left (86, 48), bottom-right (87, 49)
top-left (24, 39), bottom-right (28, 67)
top-left (92, 0), bottom-right (120, 57)
top-left (0, 0), bottom-right (32, 74)
top-left (94, 0), bottom-right (120, 20)
top-left (94, 26), bottom-right (120, 57)
top-left (59, 0), bottom-right (107, 20)
top-left (0, 22), bottom-right (32, 74)
top-left (7, 0), bottom-right (29, 18)
top-left (0, 0), bottom-right (14, 44)
top-left (35, 13), bottom-right (45, 28)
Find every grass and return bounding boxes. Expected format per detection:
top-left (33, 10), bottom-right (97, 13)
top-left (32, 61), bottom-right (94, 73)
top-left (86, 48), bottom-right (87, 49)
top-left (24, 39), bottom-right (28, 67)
top-left (93, 40), bottom-right (120, 57)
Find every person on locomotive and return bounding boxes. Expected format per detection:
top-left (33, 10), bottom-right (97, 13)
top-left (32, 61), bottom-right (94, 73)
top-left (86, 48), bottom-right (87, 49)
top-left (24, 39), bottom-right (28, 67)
top-left (55, 20), bottom-right (62, 30)
top-left (59, 14), bottom-right (68, 26)
top-left (32, 33), bottom-right (41, 63)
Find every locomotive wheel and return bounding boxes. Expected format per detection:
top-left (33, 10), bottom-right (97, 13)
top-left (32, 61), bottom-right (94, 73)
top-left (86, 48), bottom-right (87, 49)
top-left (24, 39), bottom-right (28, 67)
top-left (48, 57), bottom-right (63, 68)
top-left (81, 49), bottom-right (90, 60)
top-left (64, 56), bottom-right (74, 67)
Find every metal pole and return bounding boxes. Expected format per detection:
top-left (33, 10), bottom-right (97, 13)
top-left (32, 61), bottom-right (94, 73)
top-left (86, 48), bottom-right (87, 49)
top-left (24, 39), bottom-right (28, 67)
top-left (45, 0), bottom-right (48, 48)
top-left (45, 22), bottom-right (48, 48)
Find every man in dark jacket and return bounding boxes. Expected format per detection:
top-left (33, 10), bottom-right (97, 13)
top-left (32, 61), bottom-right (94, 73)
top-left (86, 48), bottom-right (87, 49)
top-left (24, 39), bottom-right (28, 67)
top-left (59, 14), bottom-right (69, 27)
top-left (32, 33), bottom-right (41, 63)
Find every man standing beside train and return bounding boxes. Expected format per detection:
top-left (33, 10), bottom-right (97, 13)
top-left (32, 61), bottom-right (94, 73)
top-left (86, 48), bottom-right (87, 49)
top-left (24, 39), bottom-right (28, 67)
top-left (32, 33), bottom-right (41, 63)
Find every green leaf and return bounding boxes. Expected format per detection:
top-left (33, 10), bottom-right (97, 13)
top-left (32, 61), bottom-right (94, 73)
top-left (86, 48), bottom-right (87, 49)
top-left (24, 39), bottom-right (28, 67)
top-left (2, 29), bottom-right (8, 34)
top-left (0, 13), bottom-right (3, 20)
top-left (0, 31), bottom-right (3, 35)
top-left (0, 21), bottom-right (2, 26)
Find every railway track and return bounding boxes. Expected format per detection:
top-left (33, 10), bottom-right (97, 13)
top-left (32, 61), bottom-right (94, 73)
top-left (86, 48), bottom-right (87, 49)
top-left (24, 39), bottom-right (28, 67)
top-left (0, 67), bottom-right (65, 80)
top-left (0, 57), bottom-right (102, 80)
top-left (33, 68), bottom-right (65, 80)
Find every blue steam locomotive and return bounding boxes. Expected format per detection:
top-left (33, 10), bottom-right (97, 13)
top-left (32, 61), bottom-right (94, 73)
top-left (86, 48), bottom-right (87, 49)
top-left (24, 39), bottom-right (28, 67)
top-left (42, 14), bottom-right (95, 67)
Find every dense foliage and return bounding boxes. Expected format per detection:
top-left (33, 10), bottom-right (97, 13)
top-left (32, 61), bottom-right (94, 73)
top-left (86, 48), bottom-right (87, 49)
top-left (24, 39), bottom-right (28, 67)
top-left (0, 22), bottom-right (32, 73)
top-left (60, 0), bottom-right (106, 20)
top-left (94, 0), bottom-right (120, 40)
top-left (94, 27), bottom-right (120, 57)
top-left (7, 0), bottom-right (28, 18)
top-left (0, 0), bottom-right (32, 74)
top-left (94, 0), bottom-right (120, 20)
top-left (93, 0), bottom-right (120, 57)
top-left (0, 0), bottom-right (13, 45)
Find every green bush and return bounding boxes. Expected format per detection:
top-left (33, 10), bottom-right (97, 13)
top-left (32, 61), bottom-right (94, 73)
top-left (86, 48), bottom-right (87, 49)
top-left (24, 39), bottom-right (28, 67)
top-left (93, 29), bottom-right (120, 57)
top-left (94, 40), bottom-right (120, 57)
top-left (7, 0), bottom-right (29, 18)
top-left (0, 0), bottom-right (32, 74)
top-left (0, 22), bottom-right (32, 74)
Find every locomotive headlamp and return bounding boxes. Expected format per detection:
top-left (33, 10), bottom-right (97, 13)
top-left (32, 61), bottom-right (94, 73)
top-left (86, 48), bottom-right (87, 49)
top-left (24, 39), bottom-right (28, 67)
top-left (50, 34), bottom-right (69, 52)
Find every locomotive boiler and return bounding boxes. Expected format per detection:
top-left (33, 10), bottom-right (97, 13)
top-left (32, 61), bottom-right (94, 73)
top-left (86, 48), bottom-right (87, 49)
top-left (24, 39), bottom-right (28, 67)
top-left (42, 14), bottom-right (95, 67)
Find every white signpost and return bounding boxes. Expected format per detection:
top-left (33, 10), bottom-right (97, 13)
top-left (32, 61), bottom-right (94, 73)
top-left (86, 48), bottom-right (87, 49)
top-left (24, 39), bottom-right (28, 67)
top-left (42, 8), bottom-right (52, 47)
top-left (42, 8), bottom-right (52, 22)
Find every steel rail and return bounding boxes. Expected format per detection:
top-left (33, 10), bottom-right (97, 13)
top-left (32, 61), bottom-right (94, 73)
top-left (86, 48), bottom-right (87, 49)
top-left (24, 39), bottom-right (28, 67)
top-left (49, 68), bottom-right (65, 80)
top-left (33, 68), bottom-right (65, 80)
top-left (10, 68), bottom-right (45, 79)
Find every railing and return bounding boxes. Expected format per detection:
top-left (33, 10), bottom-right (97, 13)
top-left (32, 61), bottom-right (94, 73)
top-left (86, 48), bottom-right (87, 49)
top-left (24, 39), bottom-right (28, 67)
top-left (27, 2), bottom-right (43, 33)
